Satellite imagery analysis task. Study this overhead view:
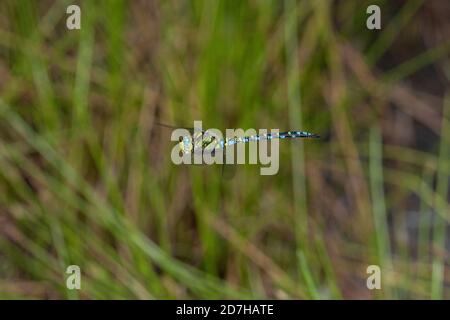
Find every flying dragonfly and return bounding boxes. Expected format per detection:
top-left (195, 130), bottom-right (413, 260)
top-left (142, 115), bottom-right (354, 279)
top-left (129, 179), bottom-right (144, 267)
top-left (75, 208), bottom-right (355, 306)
top-left (158, 123), bottom-right (320, 156)
top-left (179, 130), bottom-right (319, 156)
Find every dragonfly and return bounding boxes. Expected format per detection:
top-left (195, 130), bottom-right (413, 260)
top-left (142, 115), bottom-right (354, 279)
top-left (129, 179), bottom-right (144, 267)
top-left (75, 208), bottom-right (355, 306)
top-left (157, 123), bottom-right (320, 156)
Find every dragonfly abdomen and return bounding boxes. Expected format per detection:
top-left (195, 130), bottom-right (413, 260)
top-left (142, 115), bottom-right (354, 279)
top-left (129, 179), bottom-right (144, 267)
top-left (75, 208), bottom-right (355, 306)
top-left (216, 130), bottom-right (319, 149)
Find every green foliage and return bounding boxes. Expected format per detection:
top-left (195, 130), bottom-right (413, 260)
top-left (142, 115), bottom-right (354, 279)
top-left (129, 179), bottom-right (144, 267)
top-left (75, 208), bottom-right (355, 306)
top-left (0, 0), bottom-right (449, 299)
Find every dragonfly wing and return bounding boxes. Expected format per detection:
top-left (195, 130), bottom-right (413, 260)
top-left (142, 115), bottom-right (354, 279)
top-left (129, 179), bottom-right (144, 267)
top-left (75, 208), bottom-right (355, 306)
top-left (155, 122), bottom-right (207, 135)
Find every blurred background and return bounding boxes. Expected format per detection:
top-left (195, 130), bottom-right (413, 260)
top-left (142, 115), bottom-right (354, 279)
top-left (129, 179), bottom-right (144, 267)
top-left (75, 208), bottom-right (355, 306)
top-left (0, 0), bottom-right (449, 299)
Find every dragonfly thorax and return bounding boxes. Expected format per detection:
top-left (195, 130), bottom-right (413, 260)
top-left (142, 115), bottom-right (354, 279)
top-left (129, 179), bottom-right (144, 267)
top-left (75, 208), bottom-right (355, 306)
top-left (178, 132), bottom-right (218, 155)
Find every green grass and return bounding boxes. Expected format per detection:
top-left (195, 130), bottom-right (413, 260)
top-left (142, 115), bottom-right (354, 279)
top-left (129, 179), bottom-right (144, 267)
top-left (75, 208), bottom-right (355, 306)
top-left (0, 0), bottom-right (449, 299)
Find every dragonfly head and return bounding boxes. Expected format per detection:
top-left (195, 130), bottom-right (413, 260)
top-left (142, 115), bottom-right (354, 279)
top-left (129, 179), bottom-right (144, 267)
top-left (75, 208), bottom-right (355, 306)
top-left (178, 136), bottom-right (193, 154)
